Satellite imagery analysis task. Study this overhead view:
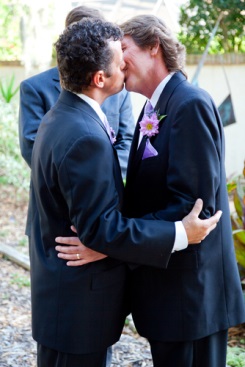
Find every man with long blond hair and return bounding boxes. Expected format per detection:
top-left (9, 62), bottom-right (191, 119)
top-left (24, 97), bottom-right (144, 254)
top-left (57, 14), bottom-right (245, 367)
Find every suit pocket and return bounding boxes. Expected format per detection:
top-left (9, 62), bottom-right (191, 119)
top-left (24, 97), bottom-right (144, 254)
top-left (167, 250), bottom-right (199, 270)
top-left (140, 153), bottom-right (161, 166)
top-left (91, 264), bottom-right (127, 291)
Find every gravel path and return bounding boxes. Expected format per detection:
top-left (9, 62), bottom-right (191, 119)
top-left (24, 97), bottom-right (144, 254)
top-left (0, 257), bottom-right (152, 367)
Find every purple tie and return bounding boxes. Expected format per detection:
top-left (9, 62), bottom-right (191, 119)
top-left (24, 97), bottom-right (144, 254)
top-left (137, 100), bottom-right (154, 149)
top-left (144, 100), bottom-right (154, 115)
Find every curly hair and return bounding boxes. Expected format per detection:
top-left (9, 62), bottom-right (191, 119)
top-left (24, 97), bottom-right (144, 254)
top-left (55, 18), bottom-right (123, 93)
top-left (120, 15), bottom-right (187, 77)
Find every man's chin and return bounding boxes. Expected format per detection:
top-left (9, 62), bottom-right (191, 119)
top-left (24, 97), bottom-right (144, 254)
top-left (109, 83), bottom-right (124, 97)
top-left (124, 80), bottom-right (133, 92)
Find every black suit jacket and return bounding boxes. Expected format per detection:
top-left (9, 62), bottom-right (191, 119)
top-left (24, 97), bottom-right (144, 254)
top-left (124, 72), bottom-right (245, 341)
top-left (30, 90), bottom-right (177, 354)
top-left (19, 67), bottom-right (135, 240)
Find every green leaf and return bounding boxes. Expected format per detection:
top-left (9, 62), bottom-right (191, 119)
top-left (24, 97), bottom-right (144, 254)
top-left (227, 180), bottom-right (237, 194)
top-left (234, 191), bottom-right (243, 220)
top-left (234, 238), bottom-right (245, 269)
top-left (234, 230), bottom-right (245, 245)
top-left (0, 74), bottom-right (19, 103)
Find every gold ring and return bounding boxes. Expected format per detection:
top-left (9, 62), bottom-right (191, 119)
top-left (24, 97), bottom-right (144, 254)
top-left (76, 253), bottom-right (80, 260)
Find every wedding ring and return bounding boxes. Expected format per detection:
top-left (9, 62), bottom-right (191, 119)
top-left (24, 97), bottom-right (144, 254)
top-left (76, 253), bottom-right (80, 260)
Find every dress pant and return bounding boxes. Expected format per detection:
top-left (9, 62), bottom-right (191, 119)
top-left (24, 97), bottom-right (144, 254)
top-left (37, 343), bottom-right (108, 367)
top-left (148, 329), bottom-right (228, 367)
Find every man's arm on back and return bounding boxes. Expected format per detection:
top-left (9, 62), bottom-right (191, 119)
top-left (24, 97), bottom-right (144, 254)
top-left (55, 199), bottom-right (222, 266)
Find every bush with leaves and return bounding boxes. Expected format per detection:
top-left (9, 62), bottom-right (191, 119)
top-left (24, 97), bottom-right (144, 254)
top-left (0, 98), bottom-right (29, 194)
top-left (227, 163), bottom-right (245, 272)
top-left (227, 346), bottom-right (245, 367)
top-left (178, 0), bottom-right (245, 54)
top-left (0, 0), bottom-right (22, 61)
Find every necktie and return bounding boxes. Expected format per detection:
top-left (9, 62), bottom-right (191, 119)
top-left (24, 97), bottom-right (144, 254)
top-left (144, 100), bottom-right (154, 115)
top-left (137, 100), bottom-right (154, 148)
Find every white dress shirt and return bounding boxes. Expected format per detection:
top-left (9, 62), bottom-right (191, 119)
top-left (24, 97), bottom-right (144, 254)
top-left (76, 93), bottom-right (107, 127)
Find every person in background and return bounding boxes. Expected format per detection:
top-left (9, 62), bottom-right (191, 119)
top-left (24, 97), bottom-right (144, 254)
top-left (30, 17), bottom-right (222, 367)
top-left (56, 14), bottom-right (245, 367)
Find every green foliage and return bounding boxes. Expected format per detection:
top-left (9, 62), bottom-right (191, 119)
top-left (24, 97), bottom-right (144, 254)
top-left (0, 74), bottom-right (19, 103)
top-left (0, 0), bottom-right (22, 61)
top-left (0, 0), bottom-right (57, 62)
top-left (227, 346), bottom-right (245, 367)
top-left (178, 0), bottom-right (245, 54)
top-left (227, 164), bottom-right (245, 270)
top-left (18, 236), bottom-right (28, 247)
top-left (11, 273), bottom-right (30, 287)
top-left (0, 98), bottom-right (29, 193)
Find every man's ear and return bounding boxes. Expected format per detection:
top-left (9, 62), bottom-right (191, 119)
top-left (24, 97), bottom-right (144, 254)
top-left (91, 70), bottom-right (105, 89)
top-left (150, 42), bottom-right (160, 56)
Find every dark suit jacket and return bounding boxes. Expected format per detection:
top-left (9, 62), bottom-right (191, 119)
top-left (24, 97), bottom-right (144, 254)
top-left (19, 67), bottom-right (135, 238)
top-left (124, 72), bottom-right (245, 342)
top-left (18, 66), bottom-right (135, 178)
top-left (30, 90), bottom-right (176, 354)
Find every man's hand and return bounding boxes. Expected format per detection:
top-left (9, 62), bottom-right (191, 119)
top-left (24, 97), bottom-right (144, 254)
top-left (55, 226), bottom-right (107, 266)
top-left (183, 199), bottom-right (222, 244)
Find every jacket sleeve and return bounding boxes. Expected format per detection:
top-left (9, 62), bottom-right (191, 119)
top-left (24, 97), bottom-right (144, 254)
top-left (58, 134), bottom-right (175, 269)
top-left (113, 91), bottom-right (135, 179)
top-left (18, 80), bottom-right (47, 167)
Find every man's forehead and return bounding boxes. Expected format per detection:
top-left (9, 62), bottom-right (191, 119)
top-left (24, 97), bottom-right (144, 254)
top-left (122, 35), bottom-right (134, 45)
top-left (109, 39), bottom-right (123, 58)
top-left (109, 39), bottom-right (121, 48)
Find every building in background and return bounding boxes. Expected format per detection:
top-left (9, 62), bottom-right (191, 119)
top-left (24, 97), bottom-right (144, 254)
top-left (0, 0), bottom-right (243, 176)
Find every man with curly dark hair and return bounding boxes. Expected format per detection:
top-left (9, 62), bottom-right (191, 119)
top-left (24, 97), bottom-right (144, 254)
top-left (30, 18), bottom-right (126, 367)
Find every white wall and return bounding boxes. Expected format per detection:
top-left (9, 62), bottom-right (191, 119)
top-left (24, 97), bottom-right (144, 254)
top-left (1, 63), bottom-right (244, 177)
top-left (187, 64), bottom-right (245, 178)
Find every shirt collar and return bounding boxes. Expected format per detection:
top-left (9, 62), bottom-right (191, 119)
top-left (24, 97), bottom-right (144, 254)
top-left (76, 93), bottom-right (106, 123)
top-left (150, 72), bottom-right (174, 108)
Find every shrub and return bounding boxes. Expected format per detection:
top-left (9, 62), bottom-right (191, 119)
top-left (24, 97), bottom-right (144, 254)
top-left (227, 163), bottom-right (245, 280)
top-left (0, 74), bottom-right (19, 103)
top-left (0, 99), bottom-right (29, 196)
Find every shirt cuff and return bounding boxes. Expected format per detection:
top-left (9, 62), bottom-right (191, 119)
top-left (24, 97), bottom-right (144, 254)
top-left (172, 221), bottom-right (188, 252)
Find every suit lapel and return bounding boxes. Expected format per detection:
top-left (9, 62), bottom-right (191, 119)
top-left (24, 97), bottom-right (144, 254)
top-left (126, 104), bottom-right (146, 176)
top-left (155, 72), bottom-right (186, 115)
top-left (52, 67), bottom-right (61, 93)
top-left (127, 72), bottom-right (186, 179)
top-left (54, 81), bottom-right (61, 94)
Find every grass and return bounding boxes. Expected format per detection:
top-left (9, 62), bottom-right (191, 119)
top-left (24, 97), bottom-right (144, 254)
top-left (11, 273), bottom-right (30, 288)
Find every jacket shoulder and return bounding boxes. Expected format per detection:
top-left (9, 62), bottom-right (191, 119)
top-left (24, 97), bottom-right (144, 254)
top-left (20, 67), bottom-right (59, 89)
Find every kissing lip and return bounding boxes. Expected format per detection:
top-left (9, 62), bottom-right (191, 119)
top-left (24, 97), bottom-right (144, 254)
top-left (123, 68), bottom-right (129, 81)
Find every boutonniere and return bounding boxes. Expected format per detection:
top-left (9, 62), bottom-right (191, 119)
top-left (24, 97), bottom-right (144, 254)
top-left (139, 109), bottom-right (166, 137)
top-left (110, 127), bottom-right (116, 144)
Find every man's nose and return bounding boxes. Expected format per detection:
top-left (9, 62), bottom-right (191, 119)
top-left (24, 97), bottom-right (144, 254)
top-left (121, 59), bottom-right (126, 71)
